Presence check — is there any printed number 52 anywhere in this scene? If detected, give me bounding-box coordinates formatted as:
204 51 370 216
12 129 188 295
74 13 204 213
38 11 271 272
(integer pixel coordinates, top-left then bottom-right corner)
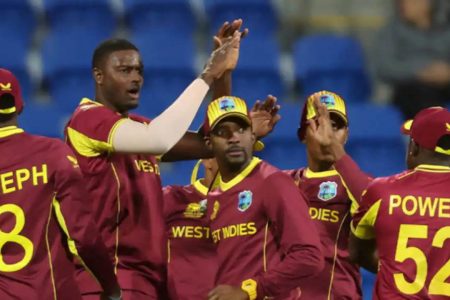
394 224 450 296
0 204 34 272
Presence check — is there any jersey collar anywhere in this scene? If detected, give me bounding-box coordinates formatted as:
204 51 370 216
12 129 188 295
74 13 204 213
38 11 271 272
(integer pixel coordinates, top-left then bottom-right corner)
192 179 208 196
304 168 338 178
0 126 24 138
219 157 262 192
415 164 450 172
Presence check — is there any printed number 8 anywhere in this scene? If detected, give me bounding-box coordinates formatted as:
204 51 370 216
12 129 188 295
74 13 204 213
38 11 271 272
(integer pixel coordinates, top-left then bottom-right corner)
394 224 450 296
0 204 34 272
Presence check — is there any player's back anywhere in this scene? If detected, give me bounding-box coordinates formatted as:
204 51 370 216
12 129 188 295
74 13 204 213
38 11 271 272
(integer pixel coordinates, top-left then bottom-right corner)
0 129 82 300
370 165 450 299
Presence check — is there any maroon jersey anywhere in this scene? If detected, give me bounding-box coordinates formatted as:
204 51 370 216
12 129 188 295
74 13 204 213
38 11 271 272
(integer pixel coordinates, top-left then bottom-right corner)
285 166 362 300
65 98 165 296
0 126 116 300
352 164 450 300
163 179 217 300
208 158 323 299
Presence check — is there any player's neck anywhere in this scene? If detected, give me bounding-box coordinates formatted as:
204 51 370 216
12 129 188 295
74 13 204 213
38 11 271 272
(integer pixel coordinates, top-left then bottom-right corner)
0 116 18 128
219 159 251 182
308 158 333 172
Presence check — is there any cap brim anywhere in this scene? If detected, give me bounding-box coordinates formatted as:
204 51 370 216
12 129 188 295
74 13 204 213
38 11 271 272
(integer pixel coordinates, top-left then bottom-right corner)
329 110 348 126
210 112 251 132
401 119 413 135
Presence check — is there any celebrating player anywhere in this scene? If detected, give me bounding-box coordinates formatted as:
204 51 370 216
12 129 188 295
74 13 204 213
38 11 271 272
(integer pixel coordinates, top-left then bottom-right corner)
204 96 324 300
282 91 371 299
350 106 450 299
0 69 121 299
64 22 245 299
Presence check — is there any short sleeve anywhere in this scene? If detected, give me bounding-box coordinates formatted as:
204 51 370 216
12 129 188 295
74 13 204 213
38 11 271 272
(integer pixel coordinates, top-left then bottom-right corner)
351 182 383 240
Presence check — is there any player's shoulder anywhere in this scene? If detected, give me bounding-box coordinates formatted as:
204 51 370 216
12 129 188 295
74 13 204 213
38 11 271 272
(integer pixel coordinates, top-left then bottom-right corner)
128 113 151 124
364 169 413 199
258 160 298 187
68 98 119 126
163 184 196 199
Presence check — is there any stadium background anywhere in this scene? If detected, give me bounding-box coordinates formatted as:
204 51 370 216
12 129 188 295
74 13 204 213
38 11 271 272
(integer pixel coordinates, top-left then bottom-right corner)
4 0 445 298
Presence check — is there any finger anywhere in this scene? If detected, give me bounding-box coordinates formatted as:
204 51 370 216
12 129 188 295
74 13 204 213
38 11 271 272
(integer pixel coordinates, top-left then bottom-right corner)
270 113 282 126
271 104 281 116
261 95 277 111
241 28 249 39
213 36 222 49
251 100 261 112
308 118 318 132
217 21 229 37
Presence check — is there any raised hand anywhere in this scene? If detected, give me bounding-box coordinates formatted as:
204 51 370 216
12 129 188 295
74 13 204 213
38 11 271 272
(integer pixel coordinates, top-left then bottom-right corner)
213 19 249 50
201 30 242 84
307 94 346 160
250 95 281 138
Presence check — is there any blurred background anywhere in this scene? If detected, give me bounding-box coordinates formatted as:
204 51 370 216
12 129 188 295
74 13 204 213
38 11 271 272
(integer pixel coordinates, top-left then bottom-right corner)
2 0 449 298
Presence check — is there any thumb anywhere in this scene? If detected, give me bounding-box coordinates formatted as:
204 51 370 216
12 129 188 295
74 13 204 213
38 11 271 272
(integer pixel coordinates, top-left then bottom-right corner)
213 36 222 49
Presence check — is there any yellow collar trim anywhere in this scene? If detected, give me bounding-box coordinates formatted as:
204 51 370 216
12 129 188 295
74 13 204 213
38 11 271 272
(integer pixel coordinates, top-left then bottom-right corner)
192 179 208 196
304 168 338 178
0 126 24 138
80 97 102 106
219 157 262 192
415 164 450 172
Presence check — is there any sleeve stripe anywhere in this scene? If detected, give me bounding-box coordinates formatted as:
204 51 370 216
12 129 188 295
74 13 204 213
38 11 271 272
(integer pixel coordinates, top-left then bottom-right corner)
52 197 102 286
351 199 382 240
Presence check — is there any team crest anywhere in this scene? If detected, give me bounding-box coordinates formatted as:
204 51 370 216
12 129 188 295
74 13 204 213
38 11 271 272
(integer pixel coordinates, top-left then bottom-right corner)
0 83 12 91
237 190 253 212
184 200 207 219
219 97 236 111
318 181 338 201
320 94 335 108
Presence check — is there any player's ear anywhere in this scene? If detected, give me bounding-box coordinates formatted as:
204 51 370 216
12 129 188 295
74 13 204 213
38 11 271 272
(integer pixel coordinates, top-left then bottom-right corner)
93 67 103 85
204 136 212 151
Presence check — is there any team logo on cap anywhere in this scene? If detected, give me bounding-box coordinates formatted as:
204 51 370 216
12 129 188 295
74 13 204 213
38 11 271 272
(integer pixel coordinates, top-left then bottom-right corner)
318 181 338 201
184 199 207 219
237 190 253 212
319 95 335 108
219 97 236 112
0 83 12 91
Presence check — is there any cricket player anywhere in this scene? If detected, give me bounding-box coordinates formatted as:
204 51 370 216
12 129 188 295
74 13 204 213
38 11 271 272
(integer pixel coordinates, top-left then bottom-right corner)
0 69 121 299
163 159 219 300
204 96 324 300
350 106 450 299
64 23 244 299
284 91 372 299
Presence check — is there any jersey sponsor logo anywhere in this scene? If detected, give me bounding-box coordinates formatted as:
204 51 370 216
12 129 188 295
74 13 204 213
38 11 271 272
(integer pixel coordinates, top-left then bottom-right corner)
210 200 220 220
389 194 450 218
0 165 48 195
212 222 257 243
318 181 338 201
219 97 236 111
171 225 210 239
238 190 253 212
0 83 12 91
183 200 207 219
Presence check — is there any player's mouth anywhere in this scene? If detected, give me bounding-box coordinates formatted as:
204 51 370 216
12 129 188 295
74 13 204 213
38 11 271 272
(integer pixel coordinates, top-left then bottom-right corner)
226 147 245 157
127 87 140 100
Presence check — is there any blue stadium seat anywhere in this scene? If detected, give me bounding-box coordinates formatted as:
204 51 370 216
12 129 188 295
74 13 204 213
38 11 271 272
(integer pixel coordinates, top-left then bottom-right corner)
346 103 406 176
361 268 376 300
259 141 307 170
293 34 371 103
124 0 196 35
43 0 115 37
132 31 196 116
160 160 198 187
206 0 277 37
0 0 36 46
232 37 284 102
20 101 69 138
42 30 100 111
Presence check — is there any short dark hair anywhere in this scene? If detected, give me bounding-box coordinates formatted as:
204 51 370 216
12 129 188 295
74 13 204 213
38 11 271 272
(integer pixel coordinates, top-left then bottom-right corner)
92 38 139 69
